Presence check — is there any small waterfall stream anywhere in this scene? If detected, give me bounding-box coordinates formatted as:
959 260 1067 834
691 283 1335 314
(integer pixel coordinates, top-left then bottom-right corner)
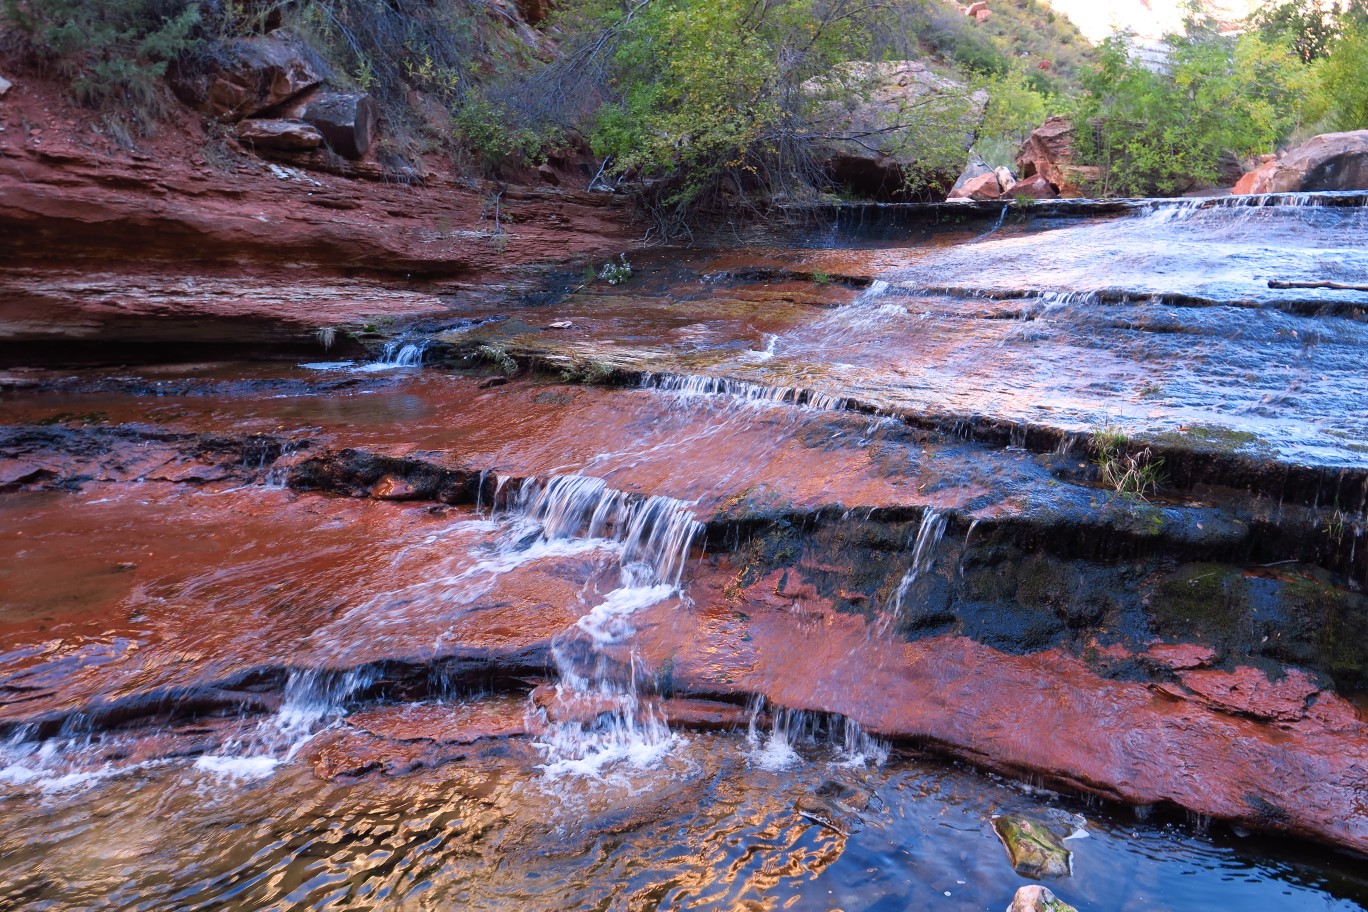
516 476 704 775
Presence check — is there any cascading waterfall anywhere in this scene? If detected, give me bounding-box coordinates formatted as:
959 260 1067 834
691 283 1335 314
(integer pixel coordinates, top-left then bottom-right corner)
644 372 850 412
376 340 428 368
745 697 888 771
515 475 705 776
887 509 949 624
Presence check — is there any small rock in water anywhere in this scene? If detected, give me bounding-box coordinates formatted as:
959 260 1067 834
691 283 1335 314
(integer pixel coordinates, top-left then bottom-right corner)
548 321 573 329
1007 885 1078 912
993 814 1072 878
795 794 862 835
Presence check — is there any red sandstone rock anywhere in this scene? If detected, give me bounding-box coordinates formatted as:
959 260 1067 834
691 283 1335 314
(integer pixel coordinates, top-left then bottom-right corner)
0 76 632 349
235 118 324 151
1145 642 1216 671
948 171 1004 201
1233 130 1368 195
1016 117 1097 198
1177 665 1319 723
631 563 1368 855
1010 174 1059 199
372 474 422 500
170 29 323 122
297 91 380 160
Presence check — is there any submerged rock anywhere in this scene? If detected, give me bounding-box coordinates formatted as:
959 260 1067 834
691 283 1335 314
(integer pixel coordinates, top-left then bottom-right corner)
992 814 1072 878
1007 885 1079 912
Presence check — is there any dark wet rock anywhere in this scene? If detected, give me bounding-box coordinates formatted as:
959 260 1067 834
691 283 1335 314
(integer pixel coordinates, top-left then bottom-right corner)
795 793 864 835
234 118 324 152
170 30 324 122
993 814 1072 878
1007 885 1079 912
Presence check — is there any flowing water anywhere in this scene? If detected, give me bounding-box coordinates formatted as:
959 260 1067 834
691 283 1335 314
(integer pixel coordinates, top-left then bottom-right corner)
2 193 1368 910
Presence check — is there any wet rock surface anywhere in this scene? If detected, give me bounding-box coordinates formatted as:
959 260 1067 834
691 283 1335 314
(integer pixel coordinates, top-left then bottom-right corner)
994 814 1072 878
2 185 1368 908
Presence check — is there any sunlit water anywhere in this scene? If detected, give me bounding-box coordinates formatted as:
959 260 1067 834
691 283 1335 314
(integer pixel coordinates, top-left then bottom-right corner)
2 194 1367 910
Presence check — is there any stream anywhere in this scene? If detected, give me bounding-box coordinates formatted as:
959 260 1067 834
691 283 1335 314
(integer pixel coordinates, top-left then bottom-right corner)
1 193 1367 910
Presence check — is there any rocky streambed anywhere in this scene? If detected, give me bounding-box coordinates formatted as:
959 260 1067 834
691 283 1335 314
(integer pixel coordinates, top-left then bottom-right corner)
2 192 1368 910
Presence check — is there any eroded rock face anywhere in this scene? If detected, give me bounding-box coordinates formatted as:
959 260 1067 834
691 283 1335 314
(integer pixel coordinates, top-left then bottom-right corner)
807 61 987 200
171 29 324 122
1015 116 1099 198
1234 130 1368 194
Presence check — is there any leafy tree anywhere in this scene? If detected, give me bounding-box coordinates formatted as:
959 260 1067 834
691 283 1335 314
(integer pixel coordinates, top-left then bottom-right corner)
974 65 1051 167
518 0 983 228
1308 17 1368 130
1073 33 1311 196
1247 0 1368 63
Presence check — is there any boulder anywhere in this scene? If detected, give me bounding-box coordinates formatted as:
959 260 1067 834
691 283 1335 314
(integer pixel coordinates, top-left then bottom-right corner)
1010 174 1059 199
949 171 1005 201
1233 131 1368 195
992 814 1072 878
234 118 324 152
297 91 380 160
975 8 994 22
1015 116 1097 198
806 61 987 200
513 0 550 23
171 29 324 122
1007 885 1079 912
949 154 993 195
994 166 1017 194
0 75 12 98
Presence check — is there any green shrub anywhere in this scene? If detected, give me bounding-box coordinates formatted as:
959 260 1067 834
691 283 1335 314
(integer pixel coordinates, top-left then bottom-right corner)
1072 33 1312 196
1308 19 1368 131
4 0 208 124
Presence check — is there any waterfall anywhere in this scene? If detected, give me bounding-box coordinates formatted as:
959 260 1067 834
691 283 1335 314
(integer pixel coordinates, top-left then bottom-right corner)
888 509 949 622
375 340 428 368
516 476 704 776
643 372 849 413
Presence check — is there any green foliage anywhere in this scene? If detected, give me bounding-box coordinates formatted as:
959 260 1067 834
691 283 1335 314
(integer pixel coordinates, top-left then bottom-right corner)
1072 33 1312 196
973 65 1052 167
1090 423 1165 501
4 0 207 120
476 344 517 376
1307 18 1368 131
597 254 632 285
1246 0 1368 63
909 0 1094 91
451 97 554 166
